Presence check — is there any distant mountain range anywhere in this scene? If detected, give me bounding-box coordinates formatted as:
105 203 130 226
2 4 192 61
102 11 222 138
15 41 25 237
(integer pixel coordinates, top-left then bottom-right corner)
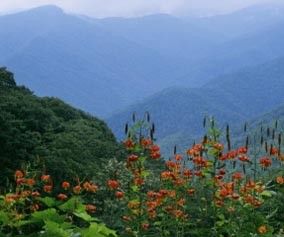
107 57 284 155
2 4 284 118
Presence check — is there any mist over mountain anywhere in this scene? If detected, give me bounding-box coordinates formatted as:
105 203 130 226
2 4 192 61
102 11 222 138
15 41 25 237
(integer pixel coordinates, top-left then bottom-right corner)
2 4 284 118
108 57 284 155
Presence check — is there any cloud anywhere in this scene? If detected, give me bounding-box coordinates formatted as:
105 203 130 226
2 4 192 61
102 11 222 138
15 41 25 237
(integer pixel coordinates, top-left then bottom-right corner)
0 0 277 17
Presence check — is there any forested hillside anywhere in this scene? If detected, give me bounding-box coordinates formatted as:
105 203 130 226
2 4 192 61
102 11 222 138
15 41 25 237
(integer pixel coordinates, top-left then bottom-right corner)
0 67 123 189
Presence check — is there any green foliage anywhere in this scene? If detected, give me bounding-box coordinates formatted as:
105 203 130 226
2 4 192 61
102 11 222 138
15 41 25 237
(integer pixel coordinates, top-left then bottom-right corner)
0 68 124 189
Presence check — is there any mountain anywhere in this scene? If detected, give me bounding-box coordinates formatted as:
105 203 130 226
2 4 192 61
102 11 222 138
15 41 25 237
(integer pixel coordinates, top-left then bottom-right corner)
107 57 284 155
0 67 124 188
0 6 188 117
93 4 284 85
2 4 284 118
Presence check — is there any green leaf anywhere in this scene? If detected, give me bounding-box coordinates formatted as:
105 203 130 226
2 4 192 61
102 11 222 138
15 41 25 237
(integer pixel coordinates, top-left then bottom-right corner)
0 211 9 225
38 197 57 207
73 211 94 222
59 197 83 213
41 220 70 237
32 208 64 224
81 223 117 237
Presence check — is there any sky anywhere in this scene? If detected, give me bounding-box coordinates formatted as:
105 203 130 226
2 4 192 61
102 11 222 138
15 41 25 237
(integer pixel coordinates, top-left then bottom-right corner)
0 0 279 18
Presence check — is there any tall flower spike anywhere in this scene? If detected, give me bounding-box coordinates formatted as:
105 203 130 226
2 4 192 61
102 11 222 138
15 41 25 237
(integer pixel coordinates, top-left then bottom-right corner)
132 112 136 123
226 124 231 151
245 136 249 150
145 111 150 122
125 123 129 135
260 135 264 146
203 116 207 128
151 123 155 134
267 127 270 138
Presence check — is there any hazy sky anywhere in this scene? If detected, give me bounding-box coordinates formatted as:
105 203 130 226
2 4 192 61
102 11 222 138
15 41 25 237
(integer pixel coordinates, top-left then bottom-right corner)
0 0 279 18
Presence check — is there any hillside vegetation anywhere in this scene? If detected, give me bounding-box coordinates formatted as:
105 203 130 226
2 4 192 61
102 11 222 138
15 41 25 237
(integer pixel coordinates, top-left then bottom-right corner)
0 67 123 189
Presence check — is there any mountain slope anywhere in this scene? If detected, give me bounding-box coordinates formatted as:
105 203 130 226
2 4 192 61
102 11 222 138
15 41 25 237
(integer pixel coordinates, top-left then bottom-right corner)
108 57 284 155
0 67 123 187
0 6 185 117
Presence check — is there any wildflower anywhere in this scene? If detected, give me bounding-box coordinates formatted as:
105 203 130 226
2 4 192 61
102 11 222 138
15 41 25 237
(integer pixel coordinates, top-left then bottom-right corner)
259 157 272 168
150 151 161 159
239 155 250 162
41 175 51 182
141 223 149 230
26 178 36 186
213 143 224 151
73 185 82 194
187 188 195 195
31 204 40 212
86 204 96 213
258 225 268 234
175 154 183 161
232 172 243 180
237 147 248 154
32 191 41 197
115 191 124 199
83 182 98 192
107 180 119 190
128 154 139 162
5 194 19 203
16 178 26 185
15 170 24 179
124 139 134 149
141 138 152 148
276 176 284 184
43 185 53 193
57 193 68 201
62 181 70 190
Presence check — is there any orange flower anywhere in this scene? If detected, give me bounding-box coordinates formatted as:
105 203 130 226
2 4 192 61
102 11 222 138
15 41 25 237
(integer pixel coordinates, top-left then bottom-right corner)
57 193 68 201
86 204 96 213
16 178 26 185
15 170 24 179
232 172 243 180
239 155 250 162
141 138 152 148
73 185 82 194
276 176 284 184
187 188 195 195
258 225 268 234
43 185 53 193
31 203 40 212
270 147 278 155
41 175 51 182
26 178 36 186
237 147 248 154
83 182 98 193
107 180 119 190
124 139 134 149
62 181 70 190
128 154 139 162
32 191 41 197
5 194 19 203
259 157 272 168
150 151 161 159
141 223 149 230
175 154 183 161
115 191 124 199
